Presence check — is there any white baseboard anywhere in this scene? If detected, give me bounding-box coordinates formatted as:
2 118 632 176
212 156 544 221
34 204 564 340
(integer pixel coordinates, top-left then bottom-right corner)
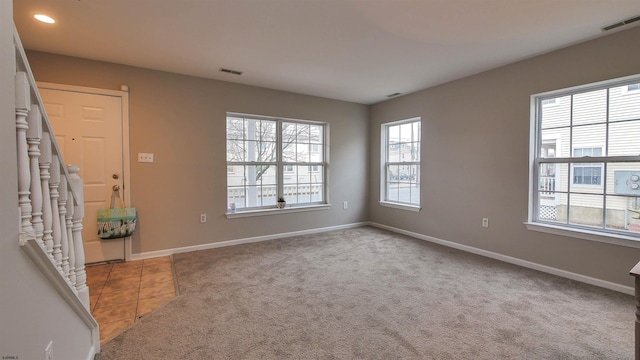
130 222 369 261
368 222 634 295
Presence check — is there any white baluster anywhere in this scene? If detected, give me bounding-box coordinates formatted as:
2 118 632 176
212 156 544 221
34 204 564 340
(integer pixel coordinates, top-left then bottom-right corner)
66 182 76 288
15 71 33 235
40 134 54 257
69 165 89 309
50 155 63 270
59 176 70 280
26 105 44 246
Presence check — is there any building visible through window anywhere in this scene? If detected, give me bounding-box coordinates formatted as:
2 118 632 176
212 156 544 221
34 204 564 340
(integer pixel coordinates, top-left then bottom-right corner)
530 77 640 236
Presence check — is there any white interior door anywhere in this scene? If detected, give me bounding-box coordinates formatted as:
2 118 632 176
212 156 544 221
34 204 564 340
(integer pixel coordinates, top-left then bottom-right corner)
40 86 126 263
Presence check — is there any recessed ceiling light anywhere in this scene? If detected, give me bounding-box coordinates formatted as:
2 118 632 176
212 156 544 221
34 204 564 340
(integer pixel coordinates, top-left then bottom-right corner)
34 14 55 24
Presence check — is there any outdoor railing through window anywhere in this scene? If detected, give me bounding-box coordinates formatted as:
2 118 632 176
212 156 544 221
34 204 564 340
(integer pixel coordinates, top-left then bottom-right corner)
532 78 640 236
226 114 327 211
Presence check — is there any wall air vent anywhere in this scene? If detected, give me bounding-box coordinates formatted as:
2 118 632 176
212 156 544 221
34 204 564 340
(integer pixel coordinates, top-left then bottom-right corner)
220 68 243 76
602 15 640 32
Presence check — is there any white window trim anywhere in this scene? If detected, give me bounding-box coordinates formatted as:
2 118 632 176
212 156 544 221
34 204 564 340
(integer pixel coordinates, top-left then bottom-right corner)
226 203 331 218
380 117 421 208
528 73 640 246
226 112 328 213
379 201 421 212
524 222 640 249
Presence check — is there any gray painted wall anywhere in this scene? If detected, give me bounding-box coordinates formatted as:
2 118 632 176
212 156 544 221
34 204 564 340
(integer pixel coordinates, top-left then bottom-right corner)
369 26 640 287
0 2 95 358
25 52 370 255
20 23 640 289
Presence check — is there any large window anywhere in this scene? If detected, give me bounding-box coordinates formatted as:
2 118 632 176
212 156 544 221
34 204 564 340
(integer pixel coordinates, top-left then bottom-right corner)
381 118 421 207
226 114 326 211
531 77 640 238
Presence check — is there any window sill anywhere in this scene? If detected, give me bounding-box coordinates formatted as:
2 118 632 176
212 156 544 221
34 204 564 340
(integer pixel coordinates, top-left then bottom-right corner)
378 201 421 212
226 204 331 219
524 222 640 249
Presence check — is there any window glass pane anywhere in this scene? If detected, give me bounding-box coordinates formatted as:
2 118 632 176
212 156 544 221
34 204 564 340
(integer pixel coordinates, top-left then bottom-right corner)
388 142 400 162
413 121 421 142
540 95 571 129
282 122 297 143
310 125 323 144
540 139 557 159
311 184 324 202
297 124 310 143
571 162 603 187
539 163 569 193
388 164 399 181
409 164 420 183
226 139 245 161
282 141 296 162
610 85 640 122
572 124 605 154
296 144 309 162
573 89 607 126
388 124 400 144
310 145 323 162
605 195 640 232
261 187 277 206
606 164 640 195
260 121 277 141
310 166 323 184
608 120 640 156
226 117 245 139
283 166 297 185
400 123 412 143
538 193 568 224
568 194 603 228
245 119 261 140
387 180 399 202
409 183 420 205
228 187 245 209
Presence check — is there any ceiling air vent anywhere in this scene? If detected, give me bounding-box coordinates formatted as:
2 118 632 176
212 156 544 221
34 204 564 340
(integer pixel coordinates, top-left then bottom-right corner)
220 68 242 76
602 15 640 32
386 92 402 98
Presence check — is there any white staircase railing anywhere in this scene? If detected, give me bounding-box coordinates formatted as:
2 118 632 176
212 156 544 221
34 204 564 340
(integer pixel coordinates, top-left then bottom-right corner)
13 28 91 314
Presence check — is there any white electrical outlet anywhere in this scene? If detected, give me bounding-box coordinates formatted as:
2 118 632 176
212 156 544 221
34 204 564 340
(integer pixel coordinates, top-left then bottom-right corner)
138 153 154 163
482 218 489 228
200 214 207 223
343 201 348 210
45 341 53 360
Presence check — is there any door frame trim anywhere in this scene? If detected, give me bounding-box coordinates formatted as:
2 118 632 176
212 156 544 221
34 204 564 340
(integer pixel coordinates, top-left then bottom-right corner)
37 82 133 261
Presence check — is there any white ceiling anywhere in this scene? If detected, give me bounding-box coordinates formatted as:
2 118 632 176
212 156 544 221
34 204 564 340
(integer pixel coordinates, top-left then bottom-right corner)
13 0 640 104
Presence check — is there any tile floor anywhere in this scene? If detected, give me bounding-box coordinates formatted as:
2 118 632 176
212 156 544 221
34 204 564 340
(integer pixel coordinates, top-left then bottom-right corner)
85 256 177 344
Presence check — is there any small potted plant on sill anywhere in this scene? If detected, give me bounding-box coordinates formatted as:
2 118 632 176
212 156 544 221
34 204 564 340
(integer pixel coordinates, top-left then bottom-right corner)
277 196 286 209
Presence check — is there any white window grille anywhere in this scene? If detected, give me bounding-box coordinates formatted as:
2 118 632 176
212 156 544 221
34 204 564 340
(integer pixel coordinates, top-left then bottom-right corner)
530 76 640 237
226 114 326 210
381 118 421 207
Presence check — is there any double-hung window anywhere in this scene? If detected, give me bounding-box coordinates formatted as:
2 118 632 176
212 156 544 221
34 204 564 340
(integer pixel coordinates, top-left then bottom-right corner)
530 77 640 239
226 114 326 211
381 118 421 209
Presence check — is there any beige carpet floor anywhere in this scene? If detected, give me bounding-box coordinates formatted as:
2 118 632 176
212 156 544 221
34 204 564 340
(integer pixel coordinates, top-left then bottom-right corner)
98 227 633 359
